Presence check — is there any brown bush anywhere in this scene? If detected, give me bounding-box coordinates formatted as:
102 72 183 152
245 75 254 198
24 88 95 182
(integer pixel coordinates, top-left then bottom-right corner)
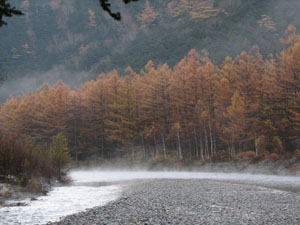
27 178 42 193
211 150 232 162
294 150 300 159
0 136 56 185
234 151 256 162
265 152 280 161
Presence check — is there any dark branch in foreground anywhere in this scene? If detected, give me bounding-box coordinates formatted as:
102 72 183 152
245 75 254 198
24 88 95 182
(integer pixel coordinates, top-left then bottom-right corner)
99 0 139 20
0 0 23 27
0 0 139 27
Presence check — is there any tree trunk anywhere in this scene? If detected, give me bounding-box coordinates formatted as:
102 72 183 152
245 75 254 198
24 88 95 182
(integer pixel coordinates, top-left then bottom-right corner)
213 129 217 155
140 132 146 158
194 127 198 158
131 144 135 159
199 131 204 160
227 143 231 158
254 131 258 157
176 130 183 159
154 135 158 156
208 119 214 156
162 135 166 159
204 127 209 159
184 119 192 155
100 119 105 157
231 134 235 157
74 119 78 161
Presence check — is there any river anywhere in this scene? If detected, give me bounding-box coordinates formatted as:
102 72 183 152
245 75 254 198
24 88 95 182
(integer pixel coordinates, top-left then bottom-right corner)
1 170 300 224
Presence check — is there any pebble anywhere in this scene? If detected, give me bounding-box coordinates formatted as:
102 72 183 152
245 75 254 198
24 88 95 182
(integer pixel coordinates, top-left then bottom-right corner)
50 179 300 225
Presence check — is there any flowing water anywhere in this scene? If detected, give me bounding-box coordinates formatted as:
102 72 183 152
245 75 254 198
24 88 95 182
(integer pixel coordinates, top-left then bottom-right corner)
1 170 300 224
0 180 121 225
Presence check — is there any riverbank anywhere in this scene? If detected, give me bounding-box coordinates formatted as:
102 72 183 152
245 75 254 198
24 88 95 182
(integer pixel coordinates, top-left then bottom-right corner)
0 178 53 207
51 179 300 225
2 170 300 224
2 155 300 207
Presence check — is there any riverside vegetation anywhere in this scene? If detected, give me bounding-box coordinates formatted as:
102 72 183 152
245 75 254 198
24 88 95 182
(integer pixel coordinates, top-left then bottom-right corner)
0 132 71 203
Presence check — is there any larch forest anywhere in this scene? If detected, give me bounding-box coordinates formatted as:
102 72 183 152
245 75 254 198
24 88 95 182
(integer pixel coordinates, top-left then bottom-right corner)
1 25 300 163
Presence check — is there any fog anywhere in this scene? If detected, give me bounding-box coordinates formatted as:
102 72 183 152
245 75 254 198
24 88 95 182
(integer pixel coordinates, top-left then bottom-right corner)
71 169 300 191
0 69 94 103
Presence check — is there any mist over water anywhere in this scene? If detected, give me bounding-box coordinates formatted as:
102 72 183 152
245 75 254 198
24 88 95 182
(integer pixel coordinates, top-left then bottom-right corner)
71 170 300 189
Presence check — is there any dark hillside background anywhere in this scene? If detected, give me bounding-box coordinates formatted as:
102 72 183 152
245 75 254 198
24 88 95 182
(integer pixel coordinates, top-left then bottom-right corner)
0 0 300 101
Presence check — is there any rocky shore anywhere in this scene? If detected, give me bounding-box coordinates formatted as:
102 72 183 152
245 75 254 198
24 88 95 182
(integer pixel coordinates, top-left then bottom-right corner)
51 179 300 225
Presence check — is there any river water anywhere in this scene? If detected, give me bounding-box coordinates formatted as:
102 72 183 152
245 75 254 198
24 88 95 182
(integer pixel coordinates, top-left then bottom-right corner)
1 170 300 224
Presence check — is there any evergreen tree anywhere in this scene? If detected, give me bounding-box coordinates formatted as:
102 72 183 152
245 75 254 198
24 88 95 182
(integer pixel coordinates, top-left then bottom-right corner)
49 132 71 180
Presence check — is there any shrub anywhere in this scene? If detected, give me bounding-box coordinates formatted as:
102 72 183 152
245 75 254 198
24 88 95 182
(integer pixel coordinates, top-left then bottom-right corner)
294 150 300 159
16 176 26 187
3 190 11 198
211 150 232 162
265 153 280 161
0 136 56 186
27 178 41 193
49 133 72 180
150 155 171 168
234 151 256 162
272 136 284 155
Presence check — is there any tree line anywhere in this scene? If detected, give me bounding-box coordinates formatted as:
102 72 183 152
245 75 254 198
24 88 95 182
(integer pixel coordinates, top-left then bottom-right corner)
1 25 300 162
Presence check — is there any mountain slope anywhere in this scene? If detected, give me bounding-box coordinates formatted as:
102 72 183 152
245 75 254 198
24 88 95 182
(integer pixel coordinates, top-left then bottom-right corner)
0 0 300 100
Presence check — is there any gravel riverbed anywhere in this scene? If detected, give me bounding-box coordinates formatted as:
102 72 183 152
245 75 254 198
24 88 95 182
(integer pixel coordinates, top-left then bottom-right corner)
50 179 300 225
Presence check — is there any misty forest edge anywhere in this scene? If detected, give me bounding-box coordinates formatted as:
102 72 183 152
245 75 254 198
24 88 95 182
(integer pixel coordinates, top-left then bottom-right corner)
1 25 300 188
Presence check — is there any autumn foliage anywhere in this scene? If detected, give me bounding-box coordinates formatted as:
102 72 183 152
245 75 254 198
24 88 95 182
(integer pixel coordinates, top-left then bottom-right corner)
0 136 56 184
1 25 300 162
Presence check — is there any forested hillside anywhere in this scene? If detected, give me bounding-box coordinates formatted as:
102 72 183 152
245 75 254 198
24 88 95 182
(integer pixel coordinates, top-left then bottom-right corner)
1 25 300 161
1 0 300 101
